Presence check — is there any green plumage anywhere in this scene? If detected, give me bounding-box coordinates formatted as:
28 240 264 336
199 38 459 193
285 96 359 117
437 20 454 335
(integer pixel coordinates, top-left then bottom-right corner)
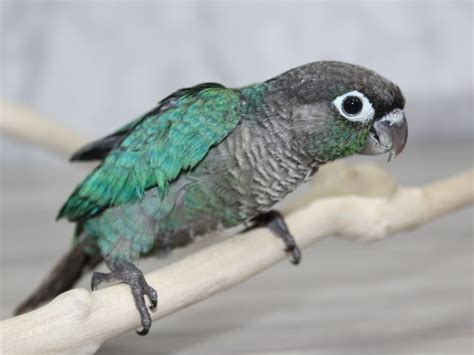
18 61 407 322
57 61 406 263
58 85 242 221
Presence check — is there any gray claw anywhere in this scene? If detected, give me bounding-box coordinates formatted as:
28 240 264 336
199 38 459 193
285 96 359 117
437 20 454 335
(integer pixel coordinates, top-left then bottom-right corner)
287 245 302 265
129 275 156 335
94 260 159 336
133 291 152 336
253 210 303 266
91 271 111 291
136 327 150 336
147 287 158 310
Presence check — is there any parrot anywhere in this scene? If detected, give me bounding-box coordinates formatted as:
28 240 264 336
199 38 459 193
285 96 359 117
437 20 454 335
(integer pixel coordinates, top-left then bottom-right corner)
15 61 408 335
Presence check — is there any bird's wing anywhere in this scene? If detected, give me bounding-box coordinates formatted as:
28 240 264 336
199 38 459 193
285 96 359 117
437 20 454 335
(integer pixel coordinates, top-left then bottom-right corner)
58 83 242 221
69 118 142 161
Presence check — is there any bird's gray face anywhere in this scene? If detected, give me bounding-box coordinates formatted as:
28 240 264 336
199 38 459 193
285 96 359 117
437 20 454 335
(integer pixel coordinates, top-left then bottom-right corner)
331 88 408 161
271 61 408 162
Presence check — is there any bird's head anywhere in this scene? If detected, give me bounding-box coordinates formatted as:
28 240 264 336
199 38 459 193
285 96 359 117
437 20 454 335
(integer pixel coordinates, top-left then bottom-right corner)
269 61 407 162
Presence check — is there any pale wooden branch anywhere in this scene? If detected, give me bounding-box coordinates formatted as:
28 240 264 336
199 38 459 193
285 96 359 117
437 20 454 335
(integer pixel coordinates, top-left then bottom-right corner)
1 167 472 354
0 100 473 354
0 100 88 157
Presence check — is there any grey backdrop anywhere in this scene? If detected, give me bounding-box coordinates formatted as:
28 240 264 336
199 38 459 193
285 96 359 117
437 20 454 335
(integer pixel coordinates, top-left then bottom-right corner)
1 0 473 162
1 2 473 354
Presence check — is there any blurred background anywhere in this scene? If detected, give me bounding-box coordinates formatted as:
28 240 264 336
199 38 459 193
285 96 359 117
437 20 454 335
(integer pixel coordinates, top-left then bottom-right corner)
1 1 472 354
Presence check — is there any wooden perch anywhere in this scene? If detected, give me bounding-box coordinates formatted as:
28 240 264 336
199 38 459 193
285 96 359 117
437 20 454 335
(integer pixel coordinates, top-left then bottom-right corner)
0 100 473 354
0 100 88 157
1 167 472 354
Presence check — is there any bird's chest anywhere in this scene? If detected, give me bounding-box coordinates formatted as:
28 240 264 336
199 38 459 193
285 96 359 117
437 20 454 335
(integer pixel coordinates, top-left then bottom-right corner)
240 153 318 217
203 123 319 221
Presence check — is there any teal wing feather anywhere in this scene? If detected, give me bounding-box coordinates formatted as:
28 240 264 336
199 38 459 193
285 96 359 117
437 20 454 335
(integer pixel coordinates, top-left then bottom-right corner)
58 84 242 221
69 117 144 161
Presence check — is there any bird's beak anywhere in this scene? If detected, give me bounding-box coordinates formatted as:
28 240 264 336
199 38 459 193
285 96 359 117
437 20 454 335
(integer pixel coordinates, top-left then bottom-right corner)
359 108 408 162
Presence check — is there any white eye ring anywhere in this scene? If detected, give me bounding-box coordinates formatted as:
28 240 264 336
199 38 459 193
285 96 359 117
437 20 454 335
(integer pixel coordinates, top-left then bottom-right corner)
332 90 375 123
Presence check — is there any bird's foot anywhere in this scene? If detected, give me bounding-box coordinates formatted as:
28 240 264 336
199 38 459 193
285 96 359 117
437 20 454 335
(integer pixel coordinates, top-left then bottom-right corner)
91 260 158 335
251 210 302 265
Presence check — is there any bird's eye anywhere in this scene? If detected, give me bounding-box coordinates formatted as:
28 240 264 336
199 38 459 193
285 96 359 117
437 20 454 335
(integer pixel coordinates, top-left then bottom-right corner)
332 90 375 123
342 96 362 115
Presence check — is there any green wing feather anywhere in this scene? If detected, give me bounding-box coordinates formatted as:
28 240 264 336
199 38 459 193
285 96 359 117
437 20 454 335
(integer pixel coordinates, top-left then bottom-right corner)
58 84 242 221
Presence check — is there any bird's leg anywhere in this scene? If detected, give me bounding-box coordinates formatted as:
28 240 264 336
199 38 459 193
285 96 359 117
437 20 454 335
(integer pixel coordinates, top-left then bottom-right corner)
90 271 113 290
91 259 158 335
251 210 302 265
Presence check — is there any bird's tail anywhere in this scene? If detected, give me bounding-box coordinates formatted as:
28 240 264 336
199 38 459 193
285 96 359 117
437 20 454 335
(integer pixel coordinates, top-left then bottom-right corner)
14 236 103 315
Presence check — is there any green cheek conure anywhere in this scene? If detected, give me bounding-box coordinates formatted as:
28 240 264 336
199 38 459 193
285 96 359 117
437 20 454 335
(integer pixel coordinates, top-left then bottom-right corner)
16 61 408 335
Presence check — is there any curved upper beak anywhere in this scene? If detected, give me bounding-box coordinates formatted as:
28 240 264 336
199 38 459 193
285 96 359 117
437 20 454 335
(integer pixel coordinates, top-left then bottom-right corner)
359 108 408 162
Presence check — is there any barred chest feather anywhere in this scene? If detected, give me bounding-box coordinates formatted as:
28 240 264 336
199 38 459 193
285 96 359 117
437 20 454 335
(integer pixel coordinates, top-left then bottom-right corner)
192 113 322 224
86 94 322 259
